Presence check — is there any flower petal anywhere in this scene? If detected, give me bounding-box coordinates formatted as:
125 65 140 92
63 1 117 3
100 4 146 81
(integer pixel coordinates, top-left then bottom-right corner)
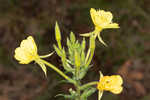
90 8 97 26
21 36 37 54
14 47 33 64
110 86 123 94
14 36 38 64
103 23 120 29
99 10 113 24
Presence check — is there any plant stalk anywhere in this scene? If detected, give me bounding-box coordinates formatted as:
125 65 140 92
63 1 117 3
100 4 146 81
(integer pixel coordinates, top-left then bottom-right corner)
41 59 76 84
80 81 98 90
75 81 81 100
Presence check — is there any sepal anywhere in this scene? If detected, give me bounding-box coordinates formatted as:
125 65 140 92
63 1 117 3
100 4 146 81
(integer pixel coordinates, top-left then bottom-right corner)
36 59 47 76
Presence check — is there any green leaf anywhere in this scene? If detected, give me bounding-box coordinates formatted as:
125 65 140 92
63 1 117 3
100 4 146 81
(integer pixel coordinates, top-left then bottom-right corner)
90 35 95 50
53 45 62 57
81 38 86 63
62 48 66 58
70 32 76 43
55 94 74 99
78 67 88 79
55 21 61 41
55 88 77 99
81 38 86 51
62 62 74 72
55 21 62 49
75 51 81 67
78 64 92 80
81 87 96 99
67 38 71 47
81 51 85 64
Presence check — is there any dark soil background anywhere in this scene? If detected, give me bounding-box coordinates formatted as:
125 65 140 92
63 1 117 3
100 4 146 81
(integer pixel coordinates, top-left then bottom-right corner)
0 0 150 100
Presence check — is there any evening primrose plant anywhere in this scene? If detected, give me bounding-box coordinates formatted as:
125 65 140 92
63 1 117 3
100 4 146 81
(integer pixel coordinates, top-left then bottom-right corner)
14 8 123 100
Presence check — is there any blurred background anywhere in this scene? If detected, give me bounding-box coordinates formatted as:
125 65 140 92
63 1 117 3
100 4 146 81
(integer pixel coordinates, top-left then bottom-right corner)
0 0 150 100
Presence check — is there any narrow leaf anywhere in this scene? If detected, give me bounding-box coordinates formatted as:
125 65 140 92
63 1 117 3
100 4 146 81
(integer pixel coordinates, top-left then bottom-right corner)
53 45 62 57
75 51 80 67
90 35 95 50
55 21 61 41
70 32 76 43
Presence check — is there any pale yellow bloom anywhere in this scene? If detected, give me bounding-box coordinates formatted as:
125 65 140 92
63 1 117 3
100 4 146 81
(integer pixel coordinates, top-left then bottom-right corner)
81 8 119 46
14 36 54 76
90 8 119 31
14 36 39 64
97 74 123 94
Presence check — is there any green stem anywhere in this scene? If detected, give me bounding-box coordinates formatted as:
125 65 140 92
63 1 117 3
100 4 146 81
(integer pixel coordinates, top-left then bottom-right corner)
85 49 94 68
75 81 81 100
80 81 98 90
85 49 90 63
75 58 81 100
75 68 81 100
58 40 62 50
85 35 96 68
41 59 75 84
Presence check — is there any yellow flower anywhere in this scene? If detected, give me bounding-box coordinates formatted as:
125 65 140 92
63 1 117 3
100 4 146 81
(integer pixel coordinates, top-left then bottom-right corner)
81 8 119 46
97 74 123 94
14 36 39 64
14 36 53 76
97 72 123 100
90 8 119 31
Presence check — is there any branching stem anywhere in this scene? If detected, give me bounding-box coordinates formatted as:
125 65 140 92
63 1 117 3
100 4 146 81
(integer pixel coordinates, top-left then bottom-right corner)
41 59 76 84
